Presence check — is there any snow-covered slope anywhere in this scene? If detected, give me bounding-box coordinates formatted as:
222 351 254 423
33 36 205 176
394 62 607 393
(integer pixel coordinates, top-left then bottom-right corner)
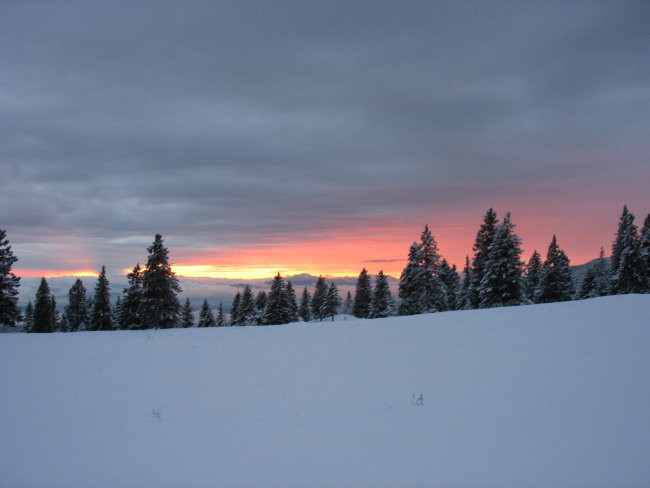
2 295 649 488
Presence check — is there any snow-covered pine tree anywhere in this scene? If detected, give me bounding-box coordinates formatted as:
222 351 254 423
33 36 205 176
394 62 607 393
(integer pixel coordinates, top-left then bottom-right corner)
0 229 21 327
237 285 256 325
640 214 650 291
90 266 113 331
325 282 342 321
457 255 472 310
216 302 225 326
198 300 216 327
479 212 524 308
65 278 88 332
370 270 395 318
113 297 123 329
32 278 54 333
285 281 299 323
420 227 447 312
438 259 460 311
23 301 33 332
140 235 181 329
255 291 267 312
299 287 311 322
398 242 428 315
578 267 596 299
50 295 60 331
181 297 194 327
469 208 498 308
537 235 575 303
120 264 143 329
592 247 611 297
352 268 372 318
611 206 645 294
342 290 353 315
524 250 542 303
230 291 241 325
263 273 291 325
311 276 328 321
59 312 69 333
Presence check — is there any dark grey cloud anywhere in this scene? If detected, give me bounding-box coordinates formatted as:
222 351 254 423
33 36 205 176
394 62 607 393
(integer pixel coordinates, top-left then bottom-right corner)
1 0 649 273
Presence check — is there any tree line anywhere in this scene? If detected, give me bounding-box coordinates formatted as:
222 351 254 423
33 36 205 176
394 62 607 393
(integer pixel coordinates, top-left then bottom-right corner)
0 205 649 331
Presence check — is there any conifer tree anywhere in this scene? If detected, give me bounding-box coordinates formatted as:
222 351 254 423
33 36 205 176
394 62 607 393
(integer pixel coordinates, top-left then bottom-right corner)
325 282 342 321
537 235 575 303
50 295 60 331
285 281 299 323
611 206 645 294
90 266 113 331
141 235 181 329
23 301 34 332
640 214 650 291
120 264 143 329
59 312 69 333
370 271 395 318
113 297 123 329
255 291 268 312
469 208 498 308
592 247 611 297
524 250 542 303
420 227 447 312
32 278 54 333
311 276 328 321
181 297 194 327
399 243 428 315
0 229 21 327
438 259 460 311
458 255 472 310
216 302 225 326
299 287 312 322
352 268 372 318
65 278 88 332
198 300 216 327
342 291 353 315
263 273 291 325
230 291 241 325
237 285 256 325
479 212 524 308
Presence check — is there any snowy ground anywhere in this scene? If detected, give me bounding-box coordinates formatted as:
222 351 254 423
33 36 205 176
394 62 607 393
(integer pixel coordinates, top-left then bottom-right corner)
2 295 649 488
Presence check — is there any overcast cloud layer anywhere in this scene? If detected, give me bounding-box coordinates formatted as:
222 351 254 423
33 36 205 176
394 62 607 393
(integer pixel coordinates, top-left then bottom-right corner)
1 1 649 275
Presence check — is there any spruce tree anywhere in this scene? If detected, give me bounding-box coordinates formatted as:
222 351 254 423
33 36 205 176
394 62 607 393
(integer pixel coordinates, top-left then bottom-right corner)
50 295 60 331
342 290 353 315
352 268 372 318
90 266 113 331
299 287 312 322
120 264 143 329
469 208 498 308
420 227 446 312
578 267 597 299
325 282 342 321
140 235 181 329
399 243 428 315
32 278 54 333
537 235 575 303
113 296 123 329
198 300 216 327
65 278 88 332
181 298 194 327
255 291 268 312
263 273 291 325
524 250 542 303
640 214 650 291
457 255 472 310
237 285 256 325
285 281 299 323
611 206 645 294
0 229 21 327
311 276 328 321
479 212 524 308
370 270 395 318
438 259 460 311
230 291 241 325
592 247 611 297
23 301 34 332
216 302 225 326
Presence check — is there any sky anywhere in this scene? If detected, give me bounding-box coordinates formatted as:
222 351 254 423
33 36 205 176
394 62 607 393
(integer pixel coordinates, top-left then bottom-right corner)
1 0 649 284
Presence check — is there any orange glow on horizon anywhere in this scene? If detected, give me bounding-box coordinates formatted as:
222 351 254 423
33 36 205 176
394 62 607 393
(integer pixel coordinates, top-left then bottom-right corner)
15 269 99 279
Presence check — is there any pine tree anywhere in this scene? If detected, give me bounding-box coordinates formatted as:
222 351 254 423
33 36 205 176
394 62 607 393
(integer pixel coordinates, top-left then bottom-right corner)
342 290 353 315
120 264 143 329
50 295 60 331
458 255 472 310
90 266 113 331
524 250 542 303
479 212 524 308
592 247 611 297
140 235 181 329
469 208 498 308
299 287 312 322
263 273 291 325
285 281 299 323
23 301 33 332
311 276 328 321
370 270 395 318
59 312 69 333
237 285 256 325
611 206 645 294
255 291 268 312
640 214 650 291
0 229 21 327
578 267 596 299
399 243 428 315
113 296 123 329
65 278 88 332
181 297 194 327
325 282 342 321
230 291 241 325
352 268 372 318
438 259 460 311
216 302 225 326
32 277 54 333
198 300 216 327
537 235 575 303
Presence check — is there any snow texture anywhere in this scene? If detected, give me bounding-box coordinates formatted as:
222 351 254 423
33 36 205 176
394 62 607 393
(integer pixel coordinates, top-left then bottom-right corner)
1 295 650 488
